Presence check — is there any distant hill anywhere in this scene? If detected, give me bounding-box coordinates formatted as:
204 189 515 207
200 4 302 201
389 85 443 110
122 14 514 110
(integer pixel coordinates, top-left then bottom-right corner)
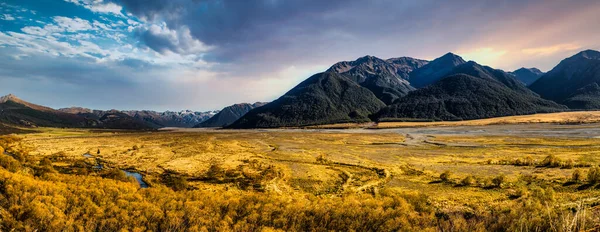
510 68 544 86
327 55 427 104
529 50 600 109
0 94 151 129
228 72 386 128
0 94 92 128
408 52 466 88
374 74 566 121
59 108 217 128
122 110 216 128
195 102 267 128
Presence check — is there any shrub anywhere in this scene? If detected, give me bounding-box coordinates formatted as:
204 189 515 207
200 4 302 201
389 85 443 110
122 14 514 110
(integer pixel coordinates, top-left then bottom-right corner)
39 157 52 167
205 162 225 180
316 154 331 164
587 167 600 184
163 174 189 191
541 155 561 167
102 169 128 182
440 171 452 182
571 169 582 183
564 159 575 169
0 154 21 172
492 175 505 188
460 176 475 186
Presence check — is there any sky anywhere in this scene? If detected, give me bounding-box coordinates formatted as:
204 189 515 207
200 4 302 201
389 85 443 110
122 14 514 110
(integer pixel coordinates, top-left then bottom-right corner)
0 0 599 111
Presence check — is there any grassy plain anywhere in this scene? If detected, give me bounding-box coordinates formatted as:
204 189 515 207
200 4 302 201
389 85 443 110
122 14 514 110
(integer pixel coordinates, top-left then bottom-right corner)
305 111 600 129
2 118 600 230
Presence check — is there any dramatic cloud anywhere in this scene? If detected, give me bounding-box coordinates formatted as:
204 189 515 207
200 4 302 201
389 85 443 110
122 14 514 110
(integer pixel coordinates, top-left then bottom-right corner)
135 23 211 55
118 0 600 70
0 0 599 110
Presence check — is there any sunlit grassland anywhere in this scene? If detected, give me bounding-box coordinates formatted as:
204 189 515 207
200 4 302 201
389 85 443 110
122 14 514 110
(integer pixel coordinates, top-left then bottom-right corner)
2 126 600 231
304 111 600 129
19 129 600 202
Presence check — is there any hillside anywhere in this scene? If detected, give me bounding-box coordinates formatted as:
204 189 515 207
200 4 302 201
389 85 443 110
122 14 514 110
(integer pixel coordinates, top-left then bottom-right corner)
529 49 600 109
327 56 426 104
0 94 93 128
228 72 386 128
374 74 566 121
446 61 534 95
510 67 544 85
195 102 267 128
408 52 466 88
562 83 600 109
0 94 151 129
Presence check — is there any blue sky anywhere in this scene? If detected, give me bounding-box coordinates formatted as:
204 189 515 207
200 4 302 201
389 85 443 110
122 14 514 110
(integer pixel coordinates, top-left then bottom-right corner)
0 0 599 111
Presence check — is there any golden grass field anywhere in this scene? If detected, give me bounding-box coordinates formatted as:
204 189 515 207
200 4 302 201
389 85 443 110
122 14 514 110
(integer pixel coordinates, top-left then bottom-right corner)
306 111 600 129
2 112 600 231
17 126 600 204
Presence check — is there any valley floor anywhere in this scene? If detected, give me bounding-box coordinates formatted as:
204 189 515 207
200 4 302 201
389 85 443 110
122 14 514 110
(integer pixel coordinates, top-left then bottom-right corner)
1 120 600 230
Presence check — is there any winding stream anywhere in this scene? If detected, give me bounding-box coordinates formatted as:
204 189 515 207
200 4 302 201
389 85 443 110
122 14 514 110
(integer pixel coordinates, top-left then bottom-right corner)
83 153 149 188
122 170 149 188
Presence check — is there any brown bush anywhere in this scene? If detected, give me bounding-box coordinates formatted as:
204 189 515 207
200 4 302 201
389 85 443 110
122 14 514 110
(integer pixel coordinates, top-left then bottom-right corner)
587 166 600 184
492 175 505 188
440 170 452 183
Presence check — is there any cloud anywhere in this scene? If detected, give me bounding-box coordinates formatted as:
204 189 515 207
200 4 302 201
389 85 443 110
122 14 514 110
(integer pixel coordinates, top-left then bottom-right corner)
64 0 123 15
521 43 582 56
53 16 94 32
135 23 211 55
2 0 600 111
2 14 15 21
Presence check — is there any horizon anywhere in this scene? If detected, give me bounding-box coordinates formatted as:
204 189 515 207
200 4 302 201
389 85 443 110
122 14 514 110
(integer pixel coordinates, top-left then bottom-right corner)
1 0 599 111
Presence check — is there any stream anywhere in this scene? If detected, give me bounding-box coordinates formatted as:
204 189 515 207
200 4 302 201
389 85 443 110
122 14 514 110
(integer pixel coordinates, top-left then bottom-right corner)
83 153 149 188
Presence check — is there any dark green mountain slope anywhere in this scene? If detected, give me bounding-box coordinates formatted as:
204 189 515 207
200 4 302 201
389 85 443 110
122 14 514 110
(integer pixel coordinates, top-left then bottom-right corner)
228 72 386 128
529 50 600 109
374 74 566 121
562 83 600 109
408 52 466 88
445 61 534 95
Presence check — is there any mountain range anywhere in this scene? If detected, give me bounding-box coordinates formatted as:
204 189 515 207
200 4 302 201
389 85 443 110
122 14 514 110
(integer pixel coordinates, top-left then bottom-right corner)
195 102 267 128
2 49 600 130
58 107 218 128
231 49 600 128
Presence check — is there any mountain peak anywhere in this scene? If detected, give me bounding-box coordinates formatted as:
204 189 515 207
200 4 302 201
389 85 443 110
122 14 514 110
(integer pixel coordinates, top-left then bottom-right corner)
407 52 467 88
0 94 20 103
573 49 600 60
510 67 545 86
439 52 466 63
